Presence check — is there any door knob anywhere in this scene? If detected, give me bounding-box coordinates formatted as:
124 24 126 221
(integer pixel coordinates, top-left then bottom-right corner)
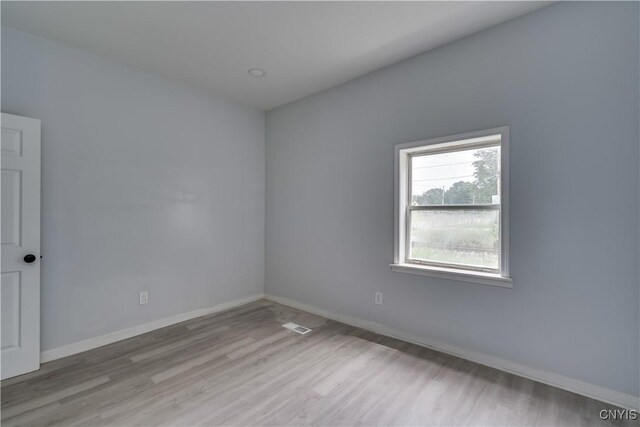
24 254 36 263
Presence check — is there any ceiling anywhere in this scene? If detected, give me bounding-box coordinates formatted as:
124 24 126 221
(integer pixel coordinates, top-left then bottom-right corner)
2 2 549 111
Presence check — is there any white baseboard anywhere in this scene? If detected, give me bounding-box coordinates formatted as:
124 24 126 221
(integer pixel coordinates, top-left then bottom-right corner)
39 291 639 411
40 293 265 363
264 293 639 411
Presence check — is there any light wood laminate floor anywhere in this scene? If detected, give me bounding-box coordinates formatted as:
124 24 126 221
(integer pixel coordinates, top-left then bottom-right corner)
1 300 636 426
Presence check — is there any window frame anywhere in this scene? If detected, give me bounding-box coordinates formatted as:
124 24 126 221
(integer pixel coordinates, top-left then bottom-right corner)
391 127 512 288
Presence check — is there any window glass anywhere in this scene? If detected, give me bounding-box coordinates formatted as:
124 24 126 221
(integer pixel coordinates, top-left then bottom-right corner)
411 146 500 206
409 209 499 270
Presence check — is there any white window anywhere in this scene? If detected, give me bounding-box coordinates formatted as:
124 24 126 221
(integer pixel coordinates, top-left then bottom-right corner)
391 127 512 287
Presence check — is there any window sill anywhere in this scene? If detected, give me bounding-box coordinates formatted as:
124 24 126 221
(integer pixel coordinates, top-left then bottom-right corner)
390 263 513 288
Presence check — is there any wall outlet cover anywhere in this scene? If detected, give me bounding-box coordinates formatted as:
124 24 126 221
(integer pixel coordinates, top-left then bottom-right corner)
139 291 149 305
375 292 383 305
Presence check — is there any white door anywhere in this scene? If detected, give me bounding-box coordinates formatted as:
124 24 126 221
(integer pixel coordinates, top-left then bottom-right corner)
1 113 41 380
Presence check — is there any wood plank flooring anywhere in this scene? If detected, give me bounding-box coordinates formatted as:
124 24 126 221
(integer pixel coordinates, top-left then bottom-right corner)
1 299 636 426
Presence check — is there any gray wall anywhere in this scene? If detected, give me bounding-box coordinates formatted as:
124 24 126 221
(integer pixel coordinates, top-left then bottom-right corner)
2 28 265 351
266 2 639 397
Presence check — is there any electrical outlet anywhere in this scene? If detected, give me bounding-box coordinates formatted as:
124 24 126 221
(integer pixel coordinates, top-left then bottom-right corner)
139 291 149 305
375 292 383 305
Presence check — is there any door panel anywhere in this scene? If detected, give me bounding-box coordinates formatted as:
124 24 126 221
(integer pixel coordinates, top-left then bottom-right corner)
1 113 41 380
1 272 22 350
1 170 22 246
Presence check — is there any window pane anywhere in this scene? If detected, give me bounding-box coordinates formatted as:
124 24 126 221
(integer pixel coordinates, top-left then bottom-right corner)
409 210 499 270
411 145 500 206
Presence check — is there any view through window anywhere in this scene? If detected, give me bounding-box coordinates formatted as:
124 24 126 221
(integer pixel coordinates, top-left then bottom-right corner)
407 140 501 272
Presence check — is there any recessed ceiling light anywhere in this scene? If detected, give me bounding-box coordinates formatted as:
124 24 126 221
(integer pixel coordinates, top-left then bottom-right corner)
248 68 267 77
